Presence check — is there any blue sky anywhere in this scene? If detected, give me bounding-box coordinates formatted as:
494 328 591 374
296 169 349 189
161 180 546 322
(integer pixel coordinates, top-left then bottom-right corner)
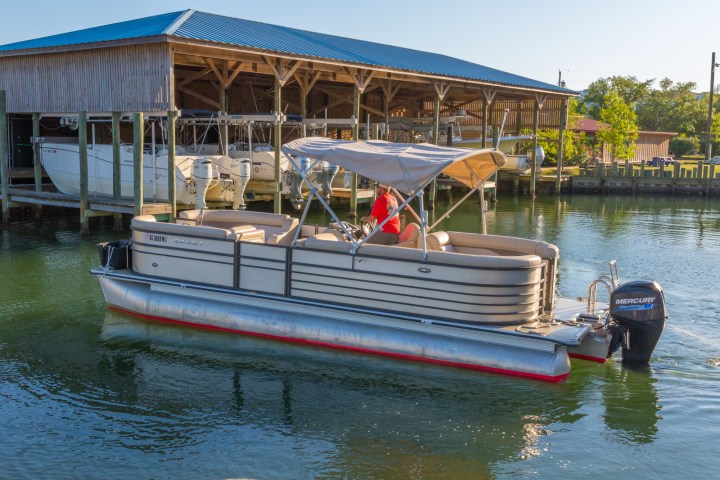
1 0 718 92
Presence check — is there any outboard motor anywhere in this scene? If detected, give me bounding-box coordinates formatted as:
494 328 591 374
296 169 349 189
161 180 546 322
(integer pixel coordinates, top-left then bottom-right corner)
528 146 545 176
319 161 339 201
192 158 214 210
231 158 251 210
608 281 667 364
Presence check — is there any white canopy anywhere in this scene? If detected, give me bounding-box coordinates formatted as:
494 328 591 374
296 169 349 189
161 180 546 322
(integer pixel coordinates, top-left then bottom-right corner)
282 137 506 195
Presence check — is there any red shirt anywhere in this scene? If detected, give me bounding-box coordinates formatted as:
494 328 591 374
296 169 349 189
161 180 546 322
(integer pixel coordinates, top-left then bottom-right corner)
370 192 401 234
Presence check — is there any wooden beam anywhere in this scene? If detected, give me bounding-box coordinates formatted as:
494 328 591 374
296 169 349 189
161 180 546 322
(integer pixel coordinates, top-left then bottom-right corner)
177 86 222 110
349 68 374 93
177 67 213 89
483 88 497 106
433 81 451 101
225 61 244 88
205 58 225 85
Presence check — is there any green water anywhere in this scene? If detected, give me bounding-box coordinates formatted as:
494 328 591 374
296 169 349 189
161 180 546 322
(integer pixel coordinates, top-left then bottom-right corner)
1 194 719 479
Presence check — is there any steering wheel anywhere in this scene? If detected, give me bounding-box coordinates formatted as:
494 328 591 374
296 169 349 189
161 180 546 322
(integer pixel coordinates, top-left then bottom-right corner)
331 221 361 240
359 219 374 239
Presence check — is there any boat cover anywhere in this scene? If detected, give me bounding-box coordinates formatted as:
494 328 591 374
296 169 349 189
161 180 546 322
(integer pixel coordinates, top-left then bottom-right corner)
282 137 506 195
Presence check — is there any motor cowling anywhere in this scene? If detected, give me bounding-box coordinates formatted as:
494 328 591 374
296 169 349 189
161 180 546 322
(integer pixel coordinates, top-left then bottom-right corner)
609 280 667 364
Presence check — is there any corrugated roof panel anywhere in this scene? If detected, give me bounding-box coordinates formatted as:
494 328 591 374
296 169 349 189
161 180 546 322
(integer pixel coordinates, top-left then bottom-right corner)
0 11 186 52
0 9 573 94
174 11 572 94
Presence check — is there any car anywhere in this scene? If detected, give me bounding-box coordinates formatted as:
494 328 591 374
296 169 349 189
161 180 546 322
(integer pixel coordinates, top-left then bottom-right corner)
647 156 676 167
706 156 720 165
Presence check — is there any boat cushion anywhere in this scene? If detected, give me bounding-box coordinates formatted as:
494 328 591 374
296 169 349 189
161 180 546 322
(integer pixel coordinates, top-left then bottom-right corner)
229 225 265 242
131 215 231 239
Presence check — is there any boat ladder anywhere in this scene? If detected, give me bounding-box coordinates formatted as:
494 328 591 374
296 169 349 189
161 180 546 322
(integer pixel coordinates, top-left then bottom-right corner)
586 260 620 316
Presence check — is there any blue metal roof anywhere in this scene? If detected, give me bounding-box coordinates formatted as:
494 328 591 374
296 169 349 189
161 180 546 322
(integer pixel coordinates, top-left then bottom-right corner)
0 9 574 95
0 11 185 52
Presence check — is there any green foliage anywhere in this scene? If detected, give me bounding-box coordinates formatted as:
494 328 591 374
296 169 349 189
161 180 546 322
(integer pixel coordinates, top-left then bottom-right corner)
578 76 654 119
537 129 578 166
636 78 706 135
597 91 638 161
669 137 698 157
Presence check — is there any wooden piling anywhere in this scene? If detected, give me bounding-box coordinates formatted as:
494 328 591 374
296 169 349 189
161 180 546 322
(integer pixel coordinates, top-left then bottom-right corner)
111 111 123 230
133 112 144 217
349 85 360 218
529 100 539 198
167 110 177 221
429 96 440 210
0 91 8 224
79 112 89 233
481 99 488 149
555 99 567 194
32 113 42 218
273 77 282 214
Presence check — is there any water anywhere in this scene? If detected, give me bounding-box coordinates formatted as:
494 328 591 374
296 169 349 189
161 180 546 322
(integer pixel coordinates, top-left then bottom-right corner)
1 195 719 479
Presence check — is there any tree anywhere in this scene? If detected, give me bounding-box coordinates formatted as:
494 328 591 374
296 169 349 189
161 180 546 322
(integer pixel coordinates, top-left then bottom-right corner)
578 76 654 119
636 78 706 135
597 91 638 161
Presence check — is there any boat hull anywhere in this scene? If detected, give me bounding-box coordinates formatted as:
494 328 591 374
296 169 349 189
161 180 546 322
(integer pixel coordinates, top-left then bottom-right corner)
95 272 572 382
40 143 235 204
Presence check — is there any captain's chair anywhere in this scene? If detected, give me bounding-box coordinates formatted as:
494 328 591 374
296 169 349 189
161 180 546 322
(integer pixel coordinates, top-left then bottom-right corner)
396 223 421 248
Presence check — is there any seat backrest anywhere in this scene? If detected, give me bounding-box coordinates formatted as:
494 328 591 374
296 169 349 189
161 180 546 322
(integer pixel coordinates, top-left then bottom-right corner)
425 231 456 252
398 223 420 244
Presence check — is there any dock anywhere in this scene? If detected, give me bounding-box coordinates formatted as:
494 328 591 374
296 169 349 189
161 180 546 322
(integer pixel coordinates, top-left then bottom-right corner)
3 188 173 215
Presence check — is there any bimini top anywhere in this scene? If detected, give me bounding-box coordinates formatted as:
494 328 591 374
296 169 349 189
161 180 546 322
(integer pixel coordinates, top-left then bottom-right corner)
282 138 506 195
0 10 575 95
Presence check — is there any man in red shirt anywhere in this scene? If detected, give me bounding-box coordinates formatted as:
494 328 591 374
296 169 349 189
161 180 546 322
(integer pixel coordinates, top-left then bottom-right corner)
361 184 401 245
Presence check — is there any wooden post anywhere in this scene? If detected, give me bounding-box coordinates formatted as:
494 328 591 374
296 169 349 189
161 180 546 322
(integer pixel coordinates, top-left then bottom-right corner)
530 100 539 198
481 99 488 149
32 112 42 218
79 112 89 233
0 91 8 224
429 96 440 210
274 77 282 214
133 112 144 217
167 110 177 221
555 99 567 194
350 84 360 218
111 112 123 230
219 86 229 155
383 90 390 141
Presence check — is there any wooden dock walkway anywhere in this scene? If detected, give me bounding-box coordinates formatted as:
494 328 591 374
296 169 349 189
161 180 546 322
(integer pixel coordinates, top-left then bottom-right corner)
3 188 173 215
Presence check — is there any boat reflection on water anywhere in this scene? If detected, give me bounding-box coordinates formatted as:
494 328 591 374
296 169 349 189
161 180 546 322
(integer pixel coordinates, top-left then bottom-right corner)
100 310 662 475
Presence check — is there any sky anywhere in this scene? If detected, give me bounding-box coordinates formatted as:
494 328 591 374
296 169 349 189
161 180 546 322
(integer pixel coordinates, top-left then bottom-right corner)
0 0 718 93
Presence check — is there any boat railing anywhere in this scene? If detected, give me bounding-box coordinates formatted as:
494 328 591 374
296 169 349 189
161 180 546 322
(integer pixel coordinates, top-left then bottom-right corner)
586 260 620 315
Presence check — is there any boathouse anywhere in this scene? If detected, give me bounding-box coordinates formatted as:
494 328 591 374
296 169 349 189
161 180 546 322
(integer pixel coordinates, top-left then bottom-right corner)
0 9 576 227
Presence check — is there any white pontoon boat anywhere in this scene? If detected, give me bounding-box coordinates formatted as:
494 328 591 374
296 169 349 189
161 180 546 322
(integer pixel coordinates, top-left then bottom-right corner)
91 138 667 382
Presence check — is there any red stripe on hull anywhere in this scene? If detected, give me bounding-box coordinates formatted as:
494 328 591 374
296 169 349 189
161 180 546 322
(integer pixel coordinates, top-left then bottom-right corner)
569 352 608 363
108 305 571 383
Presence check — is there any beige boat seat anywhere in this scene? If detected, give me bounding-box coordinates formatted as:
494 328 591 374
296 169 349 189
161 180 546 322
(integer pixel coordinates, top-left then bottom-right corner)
178 209 299 246
396 223 420 248
425 231 559 259
425 231 500 256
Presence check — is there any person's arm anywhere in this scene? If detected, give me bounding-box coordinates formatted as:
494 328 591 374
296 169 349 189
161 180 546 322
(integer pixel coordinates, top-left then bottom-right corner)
362 197 383 223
